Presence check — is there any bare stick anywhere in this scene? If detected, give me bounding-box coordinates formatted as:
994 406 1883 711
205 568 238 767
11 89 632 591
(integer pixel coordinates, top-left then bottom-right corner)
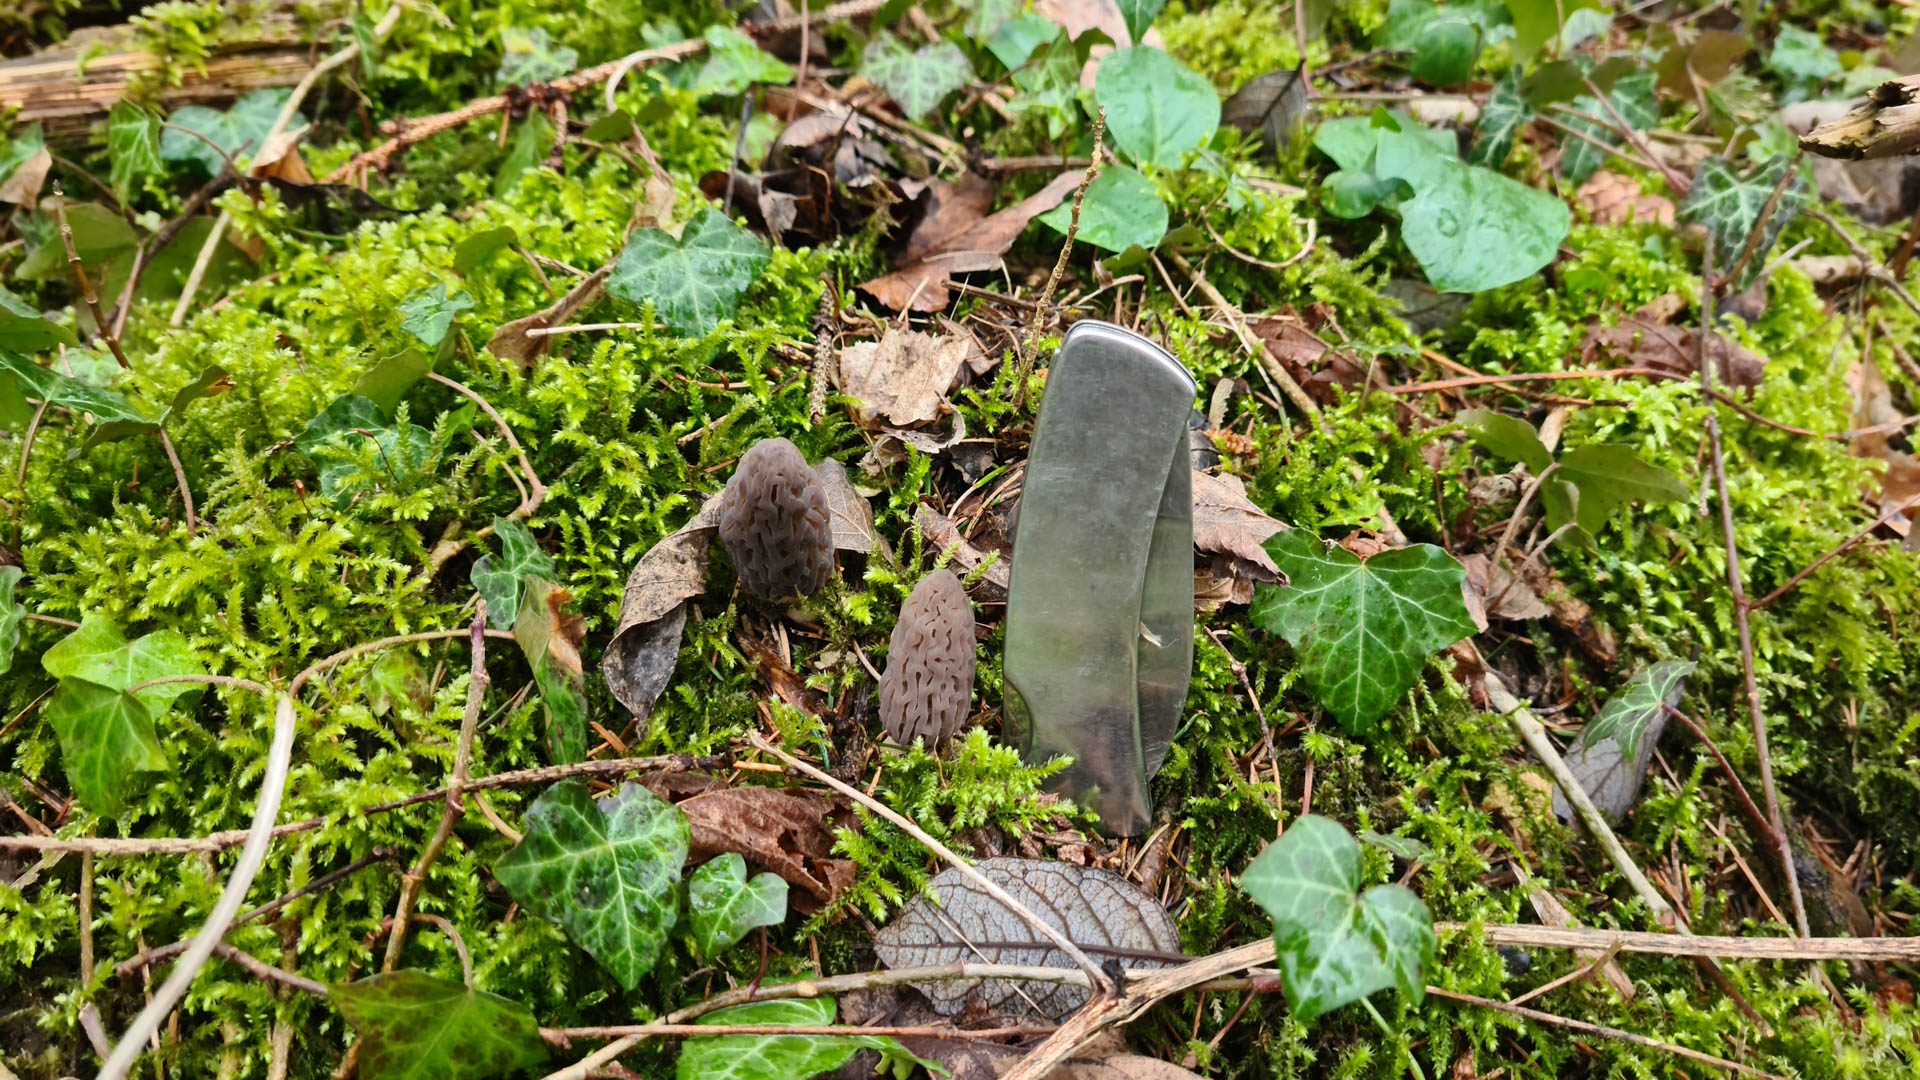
1485 462 1559 592
3 753 713 856
126 673 274 697
1167 251 1323 425
1579 77 1691 193
1694 236 1811 938
428 372 546 517
381 609 489 973
1204 628 1286 833
53 184 131 371
211 942 328 998
1662 704 1773 845
1504 939 1623 1007
544 1022 1053 1042
291 628 517 695
745 731 1115 998
1427 987 1783 1079
156 429 199 535
1028 108 1106 352
1751 491 1920 609
413 914 474 988
97 693 299 1080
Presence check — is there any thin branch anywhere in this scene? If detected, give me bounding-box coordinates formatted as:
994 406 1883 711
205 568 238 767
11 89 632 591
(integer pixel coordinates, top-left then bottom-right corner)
4 754 712 856
745 731 1116 998
1486 462 1559 597
97 694 300 1080
382 609 488 973
125 673 275 697
1580 77 1691 193
1751 491 1920 609
1661 703 1773 845
428 372 546 517
53 184 131 371
290 627 517 696
413 913 474 989
542 1022 1053 1042
1027 108 1105 361
1694 236 1812 938
1505 939 1623 1007
210 942 328 998
156 430 199 535
1389 366 1671 394
1167 251 1324 425
1427 987 1783 1079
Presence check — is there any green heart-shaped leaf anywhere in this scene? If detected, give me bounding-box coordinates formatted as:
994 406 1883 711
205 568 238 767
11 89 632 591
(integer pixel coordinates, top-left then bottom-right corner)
689 853 789 959
1240 815 1434 1021
333 970 547 1080
493 780 689 988
44 678 171 816
470 517 555 630
608 206 770 336
1094 45 1220 168
42 614 202 714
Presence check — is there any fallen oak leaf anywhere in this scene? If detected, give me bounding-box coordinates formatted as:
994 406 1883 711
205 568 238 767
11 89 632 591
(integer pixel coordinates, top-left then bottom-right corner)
859 171 1083 312
1578 297 1765 391
1191 470 1287 606
835 327 970 428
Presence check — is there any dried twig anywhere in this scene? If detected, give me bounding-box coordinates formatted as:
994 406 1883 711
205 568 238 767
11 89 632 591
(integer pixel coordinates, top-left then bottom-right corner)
1167 251 1323 425
1426 987 1783 1079
1751 491 1920 609
428 372 546 518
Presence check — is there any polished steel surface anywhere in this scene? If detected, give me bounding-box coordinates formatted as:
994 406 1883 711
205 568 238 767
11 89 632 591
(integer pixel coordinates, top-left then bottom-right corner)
1003 321 1196 836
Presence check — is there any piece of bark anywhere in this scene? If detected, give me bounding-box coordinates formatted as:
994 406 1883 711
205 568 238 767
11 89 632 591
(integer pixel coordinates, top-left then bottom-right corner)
2 37 310 146
1801 74 1920 160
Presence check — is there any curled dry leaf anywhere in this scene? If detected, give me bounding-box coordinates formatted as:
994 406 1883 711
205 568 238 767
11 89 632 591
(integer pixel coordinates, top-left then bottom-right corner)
1459 553 1552 631
601 496 720 720
836 328 970 429
1222 65 1309 158
860 171 1083 312
871 857 1183 1020
675 786 856 911
1849 353 1920 533
1247 312 1375 403
487 265 610 369
717 437 836 601
879 569 977 749
1578 296 1766 391
1192 470 1287 607
1575 169 1677 226
913 504 1009 602
815 458 887 556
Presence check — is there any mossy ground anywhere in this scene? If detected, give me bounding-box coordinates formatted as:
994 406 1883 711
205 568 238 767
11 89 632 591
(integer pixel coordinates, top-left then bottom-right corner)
5 1 1920 1078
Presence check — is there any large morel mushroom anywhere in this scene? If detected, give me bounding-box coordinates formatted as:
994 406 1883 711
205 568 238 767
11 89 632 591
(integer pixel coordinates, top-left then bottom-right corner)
718 437 835 600
879 569 976 748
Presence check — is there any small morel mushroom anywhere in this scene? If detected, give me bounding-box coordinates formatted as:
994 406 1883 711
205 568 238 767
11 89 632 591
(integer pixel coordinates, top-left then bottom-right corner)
879 569 976 748
718 437 835 600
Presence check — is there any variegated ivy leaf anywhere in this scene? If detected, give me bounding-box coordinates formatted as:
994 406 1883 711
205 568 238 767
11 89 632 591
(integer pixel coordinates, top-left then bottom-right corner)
470 517 555 630
1469 70 1527 167
861 36 973 118
1580 660 1695 755
0 566 25 676
1250 534 1476 733
333 970 547 1080
1680 154 1809 292
42 613 202 714
1240 814 1434 1021
1557 70 1656 185
688 853 788 958
107 101 163 200
44 678 171 816
674 998 933 1080
493 780 689 988
608 206 770 336
162 89 301 176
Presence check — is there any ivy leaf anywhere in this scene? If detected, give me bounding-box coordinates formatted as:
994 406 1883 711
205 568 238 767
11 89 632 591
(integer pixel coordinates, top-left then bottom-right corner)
1456 408 1551 473
493 780 690 989
688 853 789 959
685 26 794 96
1250 534 1476 733
398 282 475 351
470 518 555 630
862 36 973 118
0 286 78 352
496 27 578 87
0 349 158 437
0 566 23 676
332 970 547 1080
609 207 770 336
987 13 1064 72
1557 70 1657 185
108 101 164 200
1094 46 1220 168
1767 25 1840 91
1544 443 1688 537
42 613 202 714
1581 660 1695 756
675 998 933 1080
1679 155 1808 292
1115 0 1167 43
1240 814 1434 1021
515 577 587 764
1469 71 1528 167
1038 164 1168 252
44 679 171 816
162 90 299 176
1504 0 1604 63
1373 127 1570 293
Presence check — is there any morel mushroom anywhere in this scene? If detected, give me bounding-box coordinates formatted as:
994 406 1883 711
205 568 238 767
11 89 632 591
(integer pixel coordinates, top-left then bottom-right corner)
718 437 835 600
879 569 976 748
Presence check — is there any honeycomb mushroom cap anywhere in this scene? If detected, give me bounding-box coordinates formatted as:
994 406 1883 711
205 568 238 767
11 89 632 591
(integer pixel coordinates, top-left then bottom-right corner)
718 437 835 600
879 569 977 748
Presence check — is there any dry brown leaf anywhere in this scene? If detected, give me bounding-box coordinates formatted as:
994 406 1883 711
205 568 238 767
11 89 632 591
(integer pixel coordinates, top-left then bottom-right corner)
1848 355 1920 532
836 328 970 428
1051 1053 1207 1079
1578 297 1765 391
1247 312 1374 403
488 265 610 369
250 127 313 183
914 504 1009 602
1460 553 1552 632
600 497 720 720
860 171 1083 312
816 458 887 556
1191 471 1286 607
514 579 585 680
871 857 1183 1020
675 787 855 910
1574 170 1676 226
0 147 51 206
